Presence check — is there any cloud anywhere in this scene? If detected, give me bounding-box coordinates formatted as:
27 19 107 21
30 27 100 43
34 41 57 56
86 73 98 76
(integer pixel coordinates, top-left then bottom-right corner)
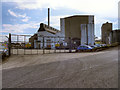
2 0 119 37
95 18 112 25
43 15 70 29
2 22 40 34
95 17 118 28
4 0 119 18
8 9 17 17
22 17 31 22
8 9 31 22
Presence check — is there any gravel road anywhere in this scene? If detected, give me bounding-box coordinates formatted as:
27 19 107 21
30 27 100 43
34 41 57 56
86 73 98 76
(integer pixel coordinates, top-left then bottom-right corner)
1 47 118 88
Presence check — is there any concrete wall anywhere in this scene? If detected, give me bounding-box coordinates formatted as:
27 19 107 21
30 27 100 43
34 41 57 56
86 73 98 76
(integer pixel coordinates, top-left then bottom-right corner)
81 24 94 45
81 24 87 45
64 16 90 38
110 30 120 44
60 18 65 37
101 22 112 44
88 23 94 45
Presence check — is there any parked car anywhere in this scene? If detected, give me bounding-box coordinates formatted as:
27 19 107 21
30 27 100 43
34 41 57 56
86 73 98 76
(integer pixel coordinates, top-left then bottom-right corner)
76 45 93 52
90 45 98 49
95 44 102 47
100 44 107 47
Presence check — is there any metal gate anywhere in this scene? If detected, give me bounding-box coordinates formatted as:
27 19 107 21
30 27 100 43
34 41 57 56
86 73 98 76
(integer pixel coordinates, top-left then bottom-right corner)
9 33 80 55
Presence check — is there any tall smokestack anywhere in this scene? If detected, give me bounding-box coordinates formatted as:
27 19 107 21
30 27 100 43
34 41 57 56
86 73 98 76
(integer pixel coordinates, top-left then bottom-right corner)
48 8 50 27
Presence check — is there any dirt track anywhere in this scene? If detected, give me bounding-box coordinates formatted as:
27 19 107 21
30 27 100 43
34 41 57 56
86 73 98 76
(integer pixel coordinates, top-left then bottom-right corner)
2 47 118 88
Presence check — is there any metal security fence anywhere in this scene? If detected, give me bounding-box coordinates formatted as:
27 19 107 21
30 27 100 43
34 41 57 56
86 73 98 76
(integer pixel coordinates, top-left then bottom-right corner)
10 34 34 55
9 34 80 55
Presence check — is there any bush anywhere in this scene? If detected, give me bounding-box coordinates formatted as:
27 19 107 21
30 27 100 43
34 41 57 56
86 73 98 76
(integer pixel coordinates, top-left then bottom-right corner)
2 52 6 60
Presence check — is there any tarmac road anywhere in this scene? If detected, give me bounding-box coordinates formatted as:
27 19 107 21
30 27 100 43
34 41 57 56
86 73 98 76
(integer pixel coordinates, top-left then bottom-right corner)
2 47 118 88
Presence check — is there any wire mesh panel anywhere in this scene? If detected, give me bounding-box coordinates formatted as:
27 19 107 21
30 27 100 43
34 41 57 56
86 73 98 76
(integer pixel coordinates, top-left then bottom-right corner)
10 34 79 55
11 34 32 55
37 36 77 54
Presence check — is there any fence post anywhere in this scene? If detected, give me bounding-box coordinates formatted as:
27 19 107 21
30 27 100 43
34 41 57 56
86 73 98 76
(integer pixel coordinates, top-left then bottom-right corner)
8 33 11 56
43 36 45 54
69 37 72 53
24 35 26 55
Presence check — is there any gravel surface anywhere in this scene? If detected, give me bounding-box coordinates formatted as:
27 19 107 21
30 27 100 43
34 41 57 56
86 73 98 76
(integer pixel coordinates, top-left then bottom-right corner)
1 47 118 88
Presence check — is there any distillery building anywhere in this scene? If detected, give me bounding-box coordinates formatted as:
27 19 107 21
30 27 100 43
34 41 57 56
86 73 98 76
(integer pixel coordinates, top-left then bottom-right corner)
60 15 95 45
30 15 95 49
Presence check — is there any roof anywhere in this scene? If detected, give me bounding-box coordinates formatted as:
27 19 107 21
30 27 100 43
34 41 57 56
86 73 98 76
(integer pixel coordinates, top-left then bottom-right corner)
102 22 112 25
38 23 60 34
62 15 94 19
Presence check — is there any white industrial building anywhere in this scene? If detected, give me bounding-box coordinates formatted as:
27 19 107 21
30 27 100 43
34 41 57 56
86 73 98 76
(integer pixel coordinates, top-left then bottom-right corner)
33 23 66 49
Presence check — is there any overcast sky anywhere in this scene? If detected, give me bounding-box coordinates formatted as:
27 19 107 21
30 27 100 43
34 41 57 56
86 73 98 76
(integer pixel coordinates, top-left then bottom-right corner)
1 0 119 38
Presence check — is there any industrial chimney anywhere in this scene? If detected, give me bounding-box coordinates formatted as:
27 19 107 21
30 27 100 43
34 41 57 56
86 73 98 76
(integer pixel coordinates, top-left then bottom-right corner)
48 8 50 27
